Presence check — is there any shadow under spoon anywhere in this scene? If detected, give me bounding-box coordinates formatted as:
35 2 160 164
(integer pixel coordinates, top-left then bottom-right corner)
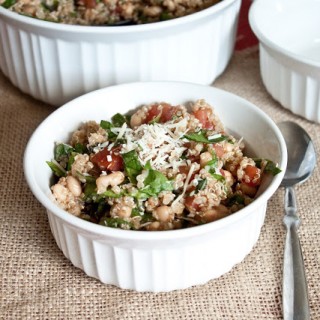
278 121 316 320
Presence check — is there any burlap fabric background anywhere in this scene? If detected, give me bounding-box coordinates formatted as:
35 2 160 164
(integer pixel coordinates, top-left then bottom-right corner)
0 46 319 319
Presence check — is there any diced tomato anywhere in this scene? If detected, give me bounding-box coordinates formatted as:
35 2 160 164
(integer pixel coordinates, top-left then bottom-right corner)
213 144 224 157
185 196 201 212
179 165 190 175
192 108 214 130
91 146 123 172
242 165 261 187
83 0 96 8
145 103 176 123
179 164 199 182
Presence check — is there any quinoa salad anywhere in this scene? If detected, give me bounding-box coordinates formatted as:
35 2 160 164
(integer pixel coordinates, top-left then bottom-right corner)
47 100 281 231
1 0 221 25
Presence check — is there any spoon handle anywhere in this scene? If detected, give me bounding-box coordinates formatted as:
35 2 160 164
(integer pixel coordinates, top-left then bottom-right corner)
283 186 310 320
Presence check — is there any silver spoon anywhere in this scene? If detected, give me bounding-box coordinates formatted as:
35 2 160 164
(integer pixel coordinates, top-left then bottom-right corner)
278 121 316 320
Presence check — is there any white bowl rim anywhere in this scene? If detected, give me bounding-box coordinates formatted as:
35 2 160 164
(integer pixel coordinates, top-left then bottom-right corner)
24 81 287 241
0 0 238 34
249 0 320 68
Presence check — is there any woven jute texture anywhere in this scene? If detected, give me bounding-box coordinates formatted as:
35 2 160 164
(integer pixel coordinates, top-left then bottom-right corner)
0 47 319 320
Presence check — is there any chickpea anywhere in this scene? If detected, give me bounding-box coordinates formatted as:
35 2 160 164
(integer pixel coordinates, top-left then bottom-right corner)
143 5 163 17
66 176 82 197
201 205 229 223
96 171 125 194
153 205 173 222
221 169 234 187
146 221 161 231
111 204 132 218
200 151 212 168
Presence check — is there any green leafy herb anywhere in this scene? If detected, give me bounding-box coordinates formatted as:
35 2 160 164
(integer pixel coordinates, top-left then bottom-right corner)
254 158 282 176
1 0 16 8
74 143 87 154
148 112 161 124
184 130 228 144
209 171 225 182
66 152 77 171
41 0 59 11
136 164 173 199
54 143 73 162
76 172 96 183
226 194 245 206
111 113 127 127
205 152 218 168
100 120 118 141
122 150 143 183
99 217 132 229
160 11 173 21
131 208 153 224
46 161 66 177
196 178 207 193
98 189 124 199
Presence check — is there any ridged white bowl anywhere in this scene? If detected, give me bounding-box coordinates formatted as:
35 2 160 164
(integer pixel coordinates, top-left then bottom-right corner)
24 82 287 292
0 0 240 106
249 0 320 123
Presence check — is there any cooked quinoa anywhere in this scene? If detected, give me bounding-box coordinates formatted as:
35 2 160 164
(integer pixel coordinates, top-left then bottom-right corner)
46 100 281 231
1 0 221 25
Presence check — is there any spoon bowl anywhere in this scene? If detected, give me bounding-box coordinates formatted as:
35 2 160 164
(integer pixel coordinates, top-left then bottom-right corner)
278 121 316 320
279 121 316 187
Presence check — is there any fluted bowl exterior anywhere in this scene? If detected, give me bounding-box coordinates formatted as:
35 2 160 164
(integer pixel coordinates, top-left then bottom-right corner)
249 0 320 123
24 81 287 291
0 0 240 106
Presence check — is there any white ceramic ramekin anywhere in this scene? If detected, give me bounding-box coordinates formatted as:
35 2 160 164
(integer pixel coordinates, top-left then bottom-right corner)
24 81 286 292
249 0 320 123
0 0 240 106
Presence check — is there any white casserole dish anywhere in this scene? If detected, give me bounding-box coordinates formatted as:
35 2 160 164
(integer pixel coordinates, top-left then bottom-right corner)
24 81 286 292
249 0 320 123
0 0 241 106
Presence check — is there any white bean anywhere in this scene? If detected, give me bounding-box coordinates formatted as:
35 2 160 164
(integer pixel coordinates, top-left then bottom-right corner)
66 176 82 197
52 184 68 202
96 171 125 194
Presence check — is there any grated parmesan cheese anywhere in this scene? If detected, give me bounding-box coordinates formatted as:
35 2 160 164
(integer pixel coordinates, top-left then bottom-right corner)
120 117 190 173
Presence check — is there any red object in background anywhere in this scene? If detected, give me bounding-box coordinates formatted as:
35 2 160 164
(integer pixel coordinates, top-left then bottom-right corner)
235 0 258 51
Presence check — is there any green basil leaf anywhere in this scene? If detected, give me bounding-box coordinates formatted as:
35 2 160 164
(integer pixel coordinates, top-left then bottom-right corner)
46 161 66 178
99 217 133 229
67 152 77 171
196 178 207 193
99 189 124 199
140 167 173 197
122 150 143 183
54 143 74 162
76 172 96 183
226 194 245 206
100 120 117 141
205 152 218 168
1 0 16 8
74 143 87 154
253 158 282 176
209 171 225 182
184 130 228 144
111 113 127 127
83 181 98 201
